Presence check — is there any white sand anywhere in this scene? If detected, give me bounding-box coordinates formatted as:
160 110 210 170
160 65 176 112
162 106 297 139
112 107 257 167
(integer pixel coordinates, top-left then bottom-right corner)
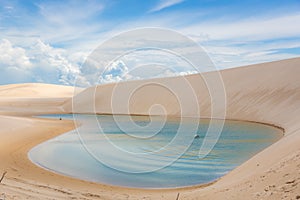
0 58 300 199
0 83 83 116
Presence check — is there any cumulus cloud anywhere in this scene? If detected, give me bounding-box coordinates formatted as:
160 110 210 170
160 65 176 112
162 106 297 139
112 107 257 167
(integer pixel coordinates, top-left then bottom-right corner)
0 39 33 84
100 60 133 83
0 39 201 86
0 39 89 86
98 58 198 84
29 39 82 85
0 39 31 69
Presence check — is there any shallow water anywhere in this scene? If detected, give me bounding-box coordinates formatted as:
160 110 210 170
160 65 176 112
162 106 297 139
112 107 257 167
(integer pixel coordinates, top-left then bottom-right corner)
29 114 282 188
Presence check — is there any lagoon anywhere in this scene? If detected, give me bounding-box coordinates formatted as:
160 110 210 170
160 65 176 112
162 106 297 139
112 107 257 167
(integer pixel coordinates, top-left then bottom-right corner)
29 114 282 188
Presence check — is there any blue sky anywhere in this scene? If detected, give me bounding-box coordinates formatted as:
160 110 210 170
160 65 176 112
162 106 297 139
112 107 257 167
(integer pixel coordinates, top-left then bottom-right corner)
0 0 300 86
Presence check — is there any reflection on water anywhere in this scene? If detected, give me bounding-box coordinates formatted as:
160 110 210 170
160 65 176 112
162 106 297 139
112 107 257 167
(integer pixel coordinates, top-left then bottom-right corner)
29 114 282 188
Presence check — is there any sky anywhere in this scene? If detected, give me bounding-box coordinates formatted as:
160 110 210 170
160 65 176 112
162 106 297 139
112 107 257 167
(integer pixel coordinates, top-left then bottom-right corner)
0 0 300 86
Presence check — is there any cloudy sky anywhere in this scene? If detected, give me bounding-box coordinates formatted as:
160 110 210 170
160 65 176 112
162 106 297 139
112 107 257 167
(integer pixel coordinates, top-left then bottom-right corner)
0 0 300 86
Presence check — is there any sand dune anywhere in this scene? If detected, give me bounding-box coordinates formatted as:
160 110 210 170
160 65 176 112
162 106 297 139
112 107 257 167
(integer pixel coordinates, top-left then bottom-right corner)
0 83 79 98
65 57 300 199
0 83 82 116
0 58 299 199
66 58 300 133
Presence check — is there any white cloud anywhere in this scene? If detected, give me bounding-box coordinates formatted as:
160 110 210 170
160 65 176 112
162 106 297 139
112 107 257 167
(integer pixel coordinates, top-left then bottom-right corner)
0 38 91 86
83 9 300 72
173 12 300 69
98 58 198 84
0 1 300 85
161 69 197 77
0 39 34 84
202 37 300 69
100 60 135 83
149 0 185 13
35 0 104 45
206 46 299 69
0 39 31 69
0 0 105 51
37 1 103 25
182 13 300 42
29 40 81 85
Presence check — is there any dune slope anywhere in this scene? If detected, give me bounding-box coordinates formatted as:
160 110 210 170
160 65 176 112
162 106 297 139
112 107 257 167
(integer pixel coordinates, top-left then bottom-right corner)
64 57 300 199
65 57 300 134
0 83 81 116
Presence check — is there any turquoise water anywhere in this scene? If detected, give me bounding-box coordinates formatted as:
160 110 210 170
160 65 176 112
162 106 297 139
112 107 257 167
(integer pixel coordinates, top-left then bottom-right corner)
29 114 282 188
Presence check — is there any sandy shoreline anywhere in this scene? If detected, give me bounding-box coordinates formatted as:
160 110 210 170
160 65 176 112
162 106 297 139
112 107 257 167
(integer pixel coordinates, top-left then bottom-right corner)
1 58 300 199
